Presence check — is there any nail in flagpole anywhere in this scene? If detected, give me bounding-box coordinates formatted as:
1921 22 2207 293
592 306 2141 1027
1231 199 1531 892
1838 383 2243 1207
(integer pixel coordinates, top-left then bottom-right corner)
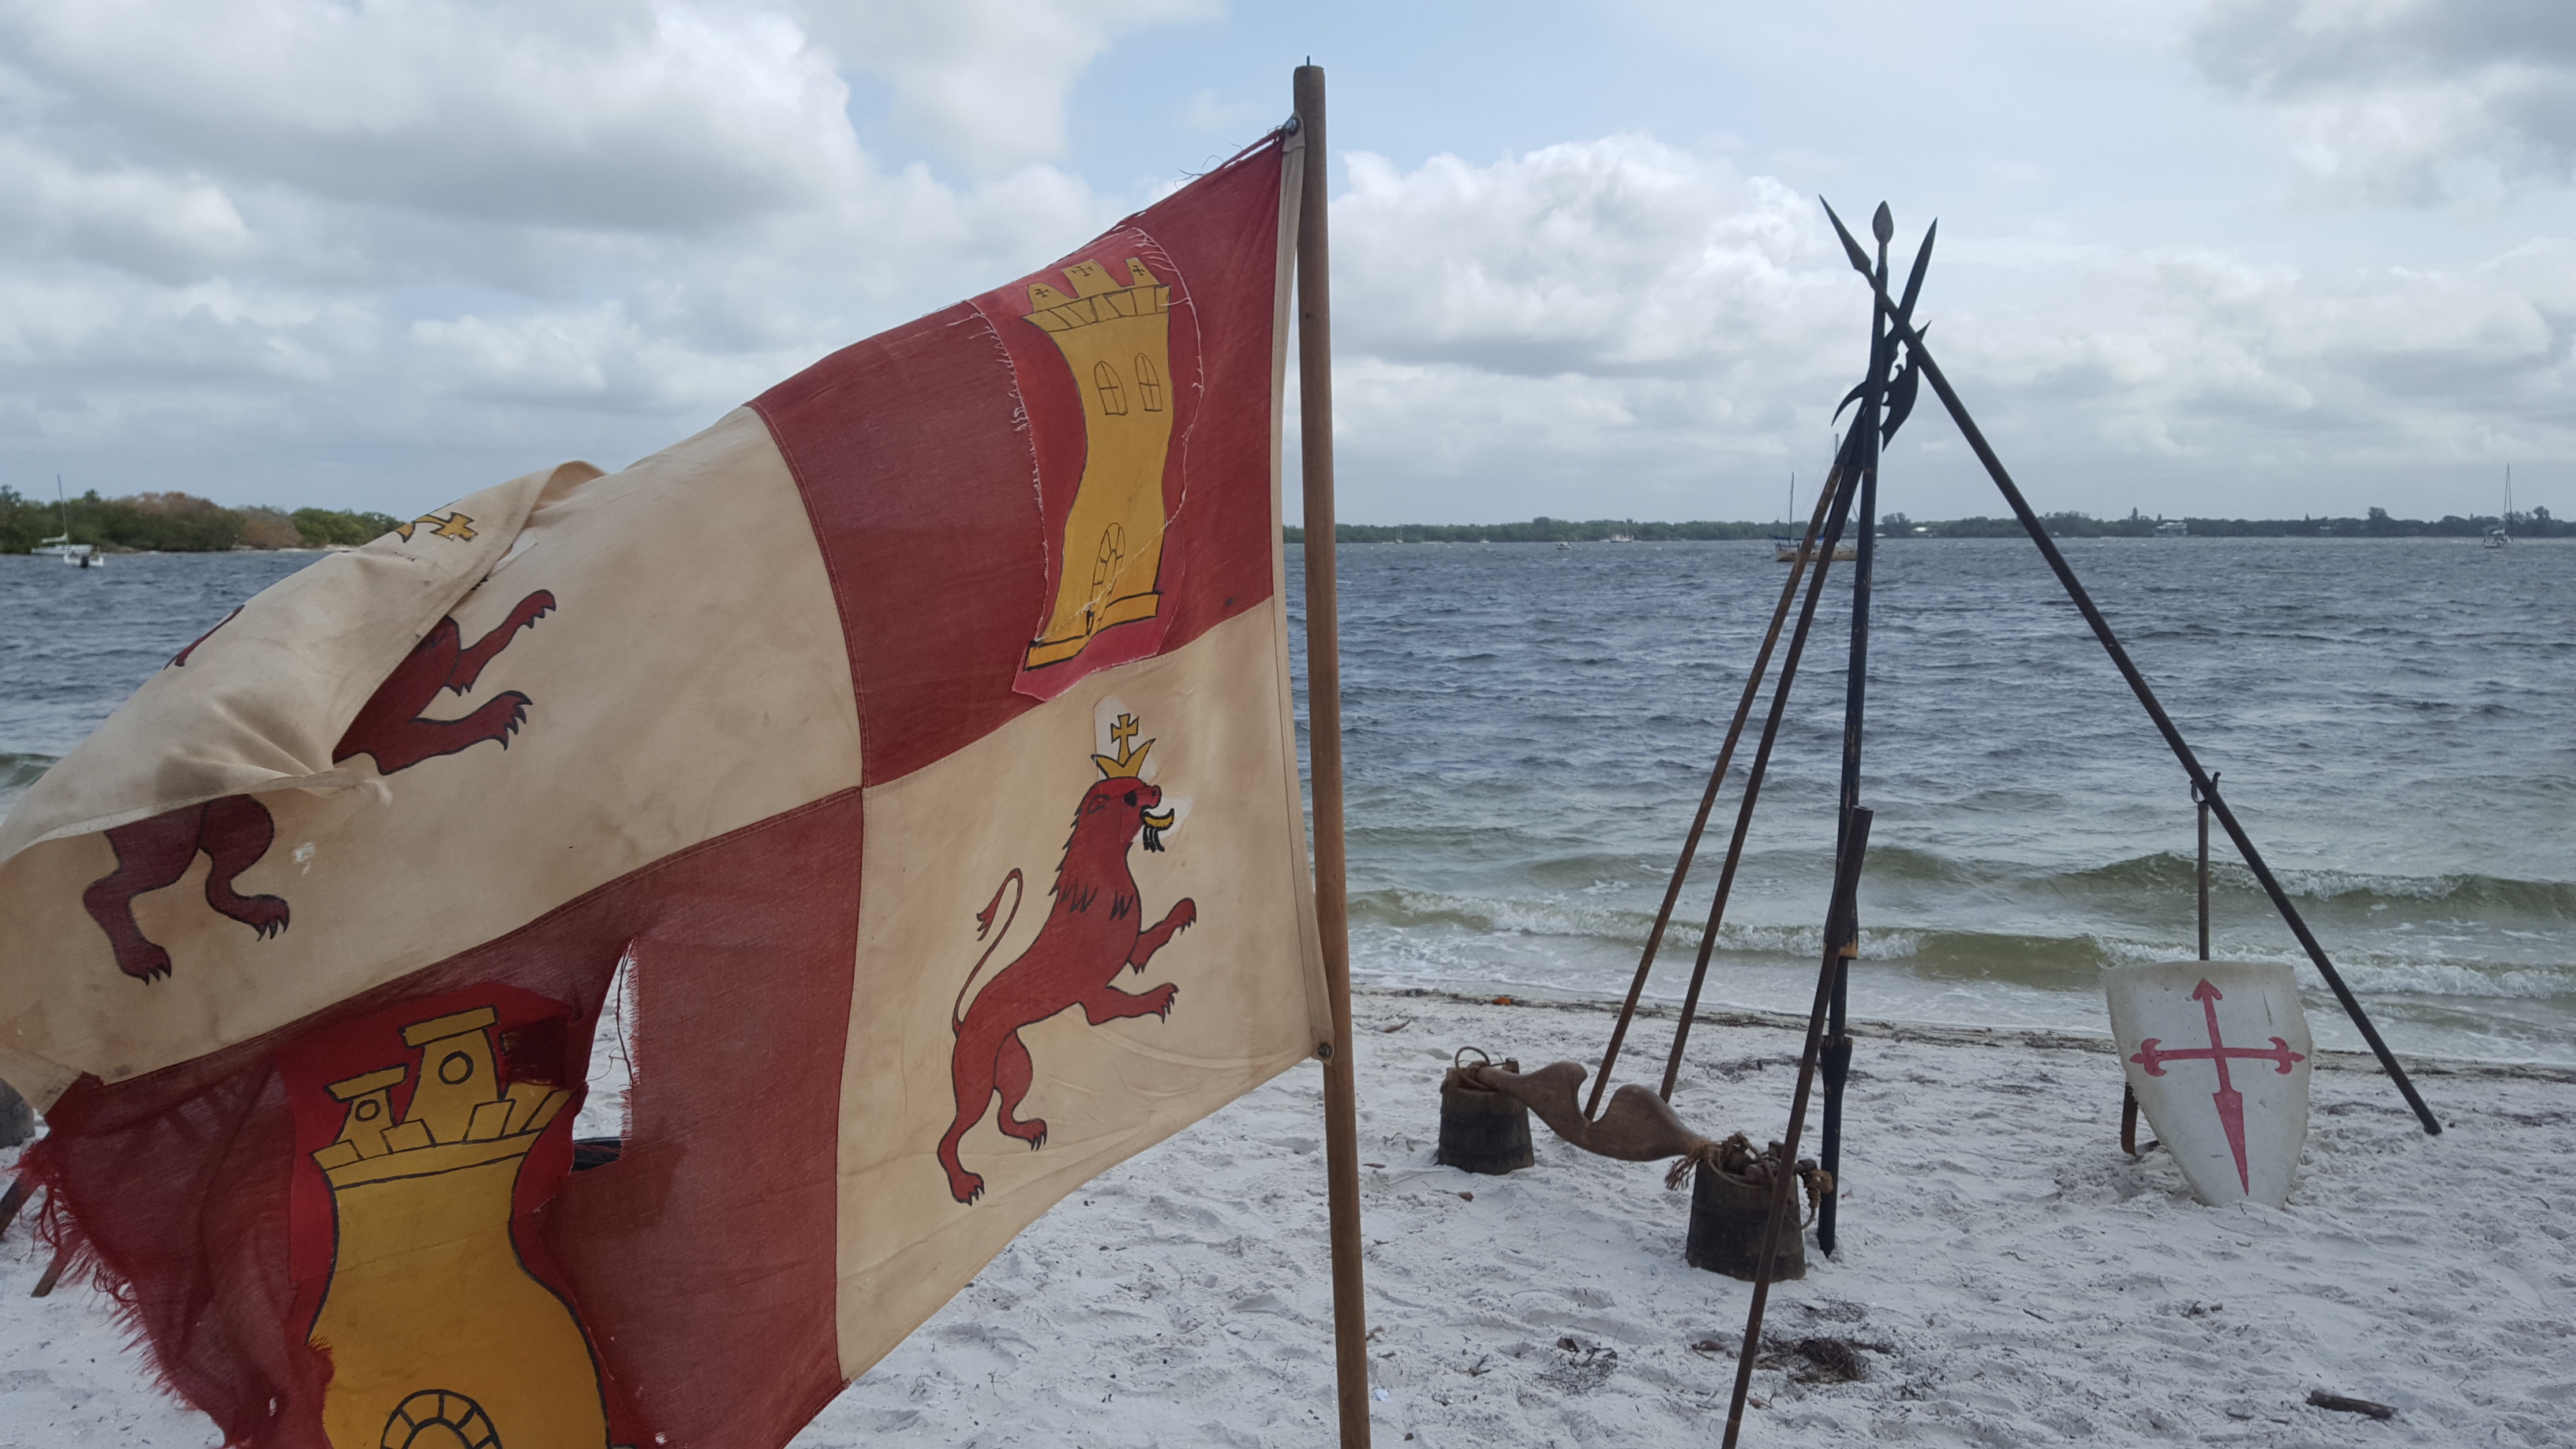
1294 62 1373 1449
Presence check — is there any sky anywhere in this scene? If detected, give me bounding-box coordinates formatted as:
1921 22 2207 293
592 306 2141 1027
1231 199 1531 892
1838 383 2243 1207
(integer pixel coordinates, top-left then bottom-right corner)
2 0 2570 524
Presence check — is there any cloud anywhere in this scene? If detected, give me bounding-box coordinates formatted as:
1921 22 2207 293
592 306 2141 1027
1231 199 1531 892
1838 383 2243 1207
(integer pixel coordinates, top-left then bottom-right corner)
1336 137 1844 377
2188 0 2576 203
797 0 1219 171
0 3 2563 524
0 0 1166 507
2 1 870 233
1317 134 2576 521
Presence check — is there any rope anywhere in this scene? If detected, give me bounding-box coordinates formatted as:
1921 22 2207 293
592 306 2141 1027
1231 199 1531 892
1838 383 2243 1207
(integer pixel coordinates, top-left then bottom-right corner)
1666 1131 1837 1224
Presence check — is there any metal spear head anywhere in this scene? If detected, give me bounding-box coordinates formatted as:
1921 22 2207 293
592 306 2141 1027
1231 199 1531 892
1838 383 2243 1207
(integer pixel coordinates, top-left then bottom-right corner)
1820 197 1874 275
1896 221 1938 324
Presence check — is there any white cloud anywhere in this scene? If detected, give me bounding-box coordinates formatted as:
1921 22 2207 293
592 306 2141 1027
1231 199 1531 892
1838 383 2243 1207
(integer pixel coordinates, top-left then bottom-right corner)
2 1 868 232
0 2 2564 523
1338 138 1846 373
0 0 1170 507
2188 0 2576 204
796 0 1219 171
1317 134 2576 521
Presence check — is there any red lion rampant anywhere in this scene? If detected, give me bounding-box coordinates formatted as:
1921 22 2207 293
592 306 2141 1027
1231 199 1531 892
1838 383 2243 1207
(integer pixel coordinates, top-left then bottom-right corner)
938 771 1193 1205
335 590 555 773
81 590 556 983
84 795 288 981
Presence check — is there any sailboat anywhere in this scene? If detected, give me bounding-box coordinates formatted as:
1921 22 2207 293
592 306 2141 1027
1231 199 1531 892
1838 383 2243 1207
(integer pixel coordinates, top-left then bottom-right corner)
1772 469 1855 563
2484 466 2513 549
31 475 102 567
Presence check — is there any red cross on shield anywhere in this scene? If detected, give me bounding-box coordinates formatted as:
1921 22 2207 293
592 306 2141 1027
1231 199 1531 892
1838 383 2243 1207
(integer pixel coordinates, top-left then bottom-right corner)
2105 960 2315 1207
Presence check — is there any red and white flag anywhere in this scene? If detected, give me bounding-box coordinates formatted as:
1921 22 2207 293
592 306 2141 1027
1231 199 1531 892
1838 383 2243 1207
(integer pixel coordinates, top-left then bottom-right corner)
0 129 1324 1449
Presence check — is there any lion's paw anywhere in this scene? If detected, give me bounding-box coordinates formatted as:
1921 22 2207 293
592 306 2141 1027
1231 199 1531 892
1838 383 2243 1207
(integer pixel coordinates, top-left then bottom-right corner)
1147 983 1179 1019
231 895 290 937
118 942 174 983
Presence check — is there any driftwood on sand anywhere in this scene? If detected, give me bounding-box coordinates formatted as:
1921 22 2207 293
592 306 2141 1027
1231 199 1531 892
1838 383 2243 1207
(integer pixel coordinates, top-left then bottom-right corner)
1451 1058 1722 1176
1451 1056 1833 1208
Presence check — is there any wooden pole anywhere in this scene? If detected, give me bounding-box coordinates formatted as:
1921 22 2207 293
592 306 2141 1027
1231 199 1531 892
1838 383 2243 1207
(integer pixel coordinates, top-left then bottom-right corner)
1819 208 1898 1258
1294 62 1372 1449
1588 466 1842 1118
2197 777 2214 961
1821 203 2439 1136
1720 808 1874 1449
1660 438 1866 1099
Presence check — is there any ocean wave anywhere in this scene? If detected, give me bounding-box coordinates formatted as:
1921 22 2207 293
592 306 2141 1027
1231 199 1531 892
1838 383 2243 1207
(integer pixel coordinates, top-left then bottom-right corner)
1945 851 2576 920
2260 864 2576 916
2312 958 2576 1002
0 751 54 814
1350 882 2574 1006
1350 887 1657 944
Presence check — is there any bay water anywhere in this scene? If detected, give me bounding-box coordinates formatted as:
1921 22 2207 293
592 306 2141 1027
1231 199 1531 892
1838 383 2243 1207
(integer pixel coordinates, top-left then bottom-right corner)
6 537 2570 1067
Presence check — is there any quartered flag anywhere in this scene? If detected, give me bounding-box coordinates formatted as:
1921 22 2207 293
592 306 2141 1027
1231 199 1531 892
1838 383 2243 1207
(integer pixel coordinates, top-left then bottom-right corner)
0 130 1325 1449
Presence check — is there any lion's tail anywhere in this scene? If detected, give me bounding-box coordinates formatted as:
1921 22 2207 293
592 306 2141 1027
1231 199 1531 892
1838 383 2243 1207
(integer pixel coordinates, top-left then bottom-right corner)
953 868 1025 1034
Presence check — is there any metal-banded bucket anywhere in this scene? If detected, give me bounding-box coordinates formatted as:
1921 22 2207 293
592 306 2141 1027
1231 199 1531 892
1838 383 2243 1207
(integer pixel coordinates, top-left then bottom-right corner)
1684 1151 1810 1282
1436 1047 1534 1175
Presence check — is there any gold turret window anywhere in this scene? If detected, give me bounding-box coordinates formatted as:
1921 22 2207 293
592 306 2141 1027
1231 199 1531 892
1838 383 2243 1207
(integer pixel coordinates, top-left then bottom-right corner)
1093 361 1128 416
1134 354 1164 412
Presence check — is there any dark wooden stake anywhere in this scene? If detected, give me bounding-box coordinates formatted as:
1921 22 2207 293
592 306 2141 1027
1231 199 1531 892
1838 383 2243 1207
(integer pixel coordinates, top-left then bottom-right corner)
0 1176 31 1240
2308 1391 2396 1420
1822 200 2440 1138
1721 810 1874 1449
31 1245 69 1298
1660 437 1868 1100
2197 775 2215 961
1820 204 1909 1258
1294 64 1372 1449
1589 468 1847 1118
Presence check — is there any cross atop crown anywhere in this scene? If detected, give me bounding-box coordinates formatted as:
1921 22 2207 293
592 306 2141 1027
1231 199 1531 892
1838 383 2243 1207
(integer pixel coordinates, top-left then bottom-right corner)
1093 710 1153 779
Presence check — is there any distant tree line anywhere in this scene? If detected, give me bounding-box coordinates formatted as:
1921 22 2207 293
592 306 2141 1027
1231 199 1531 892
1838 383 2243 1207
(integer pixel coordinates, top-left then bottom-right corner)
1285 506 2566 543
1281 516 1780 544
0 488 403 553
1878 506 2566 539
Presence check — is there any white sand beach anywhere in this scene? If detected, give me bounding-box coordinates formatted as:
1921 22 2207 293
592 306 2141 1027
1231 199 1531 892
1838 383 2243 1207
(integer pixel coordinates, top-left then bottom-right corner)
4 986 2570 1447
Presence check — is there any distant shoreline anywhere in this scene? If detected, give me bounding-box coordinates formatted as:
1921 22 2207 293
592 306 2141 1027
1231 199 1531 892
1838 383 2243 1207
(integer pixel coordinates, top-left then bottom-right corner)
1284 507 2565 543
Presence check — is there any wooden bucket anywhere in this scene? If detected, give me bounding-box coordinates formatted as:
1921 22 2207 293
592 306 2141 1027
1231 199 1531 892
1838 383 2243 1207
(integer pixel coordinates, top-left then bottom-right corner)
1684 1159 1807 1281
1436 1048 1534 1175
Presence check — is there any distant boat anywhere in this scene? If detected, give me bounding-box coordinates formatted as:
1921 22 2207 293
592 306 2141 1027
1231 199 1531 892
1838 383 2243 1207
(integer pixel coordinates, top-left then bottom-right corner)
2484 466 2513 548
31 474 102 567
1773 537 1857 563
2155 519 2188 537
1773 459 1856 561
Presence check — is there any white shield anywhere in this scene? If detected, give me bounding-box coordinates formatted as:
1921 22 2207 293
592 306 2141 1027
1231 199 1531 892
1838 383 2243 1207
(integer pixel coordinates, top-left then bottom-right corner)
2103 960 2312 1208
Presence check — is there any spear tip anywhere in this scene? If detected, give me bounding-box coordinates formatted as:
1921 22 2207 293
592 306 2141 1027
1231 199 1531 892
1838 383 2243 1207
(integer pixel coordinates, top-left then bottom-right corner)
1819 197 1873 274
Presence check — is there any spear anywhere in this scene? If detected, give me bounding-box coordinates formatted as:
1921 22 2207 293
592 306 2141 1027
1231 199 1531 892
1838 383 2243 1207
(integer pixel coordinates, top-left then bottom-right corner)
1818 199 2439 1137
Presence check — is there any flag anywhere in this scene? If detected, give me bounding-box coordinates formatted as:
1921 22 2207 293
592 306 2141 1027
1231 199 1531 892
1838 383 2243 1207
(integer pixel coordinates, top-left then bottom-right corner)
0 129 1324 1449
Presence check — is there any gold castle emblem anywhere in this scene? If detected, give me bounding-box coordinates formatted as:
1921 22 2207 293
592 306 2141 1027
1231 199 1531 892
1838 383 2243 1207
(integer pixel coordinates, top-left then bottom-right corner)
1022 257 1179 669
308 1007 611 1449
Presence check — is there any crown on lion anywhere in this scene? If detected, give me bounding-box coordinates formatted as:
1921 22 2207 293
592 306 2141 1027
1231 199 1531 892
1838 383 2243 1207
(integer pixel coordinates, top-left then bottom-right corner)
1093 710 1153 779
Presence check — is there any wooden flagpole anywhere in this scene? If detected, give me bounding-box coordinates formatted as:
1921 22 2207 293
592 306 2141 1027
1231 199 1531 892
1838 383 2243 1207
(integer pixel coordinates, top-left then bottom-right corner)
1294 62 1373 1449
